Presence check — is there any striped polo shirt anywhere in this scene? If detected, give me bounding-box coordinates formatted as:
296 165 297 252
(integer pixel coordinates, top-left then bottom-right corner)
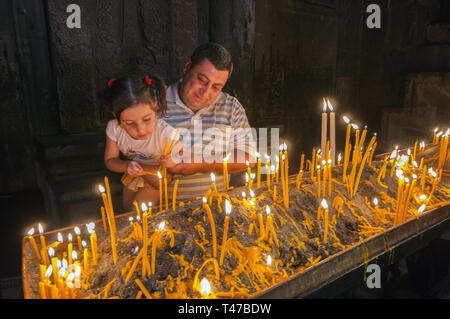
161 81 256 201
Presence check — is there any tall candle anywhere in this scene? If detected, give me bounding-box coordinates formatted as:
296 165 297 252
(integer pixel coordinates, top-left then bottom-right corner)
202 197 217 258
317 165 321 199
342 116 352 182
38 223 47 252
321 99 328 158
219 200 232 266
151 221 165 275
172 179 180 211
327 99 336 166
87 223 98 266
223 154 230 191
68 233 73 265
82 240 89 273
27 228 41 260
321 199 329 244
73 227 82 251
311 148 316 181
141 203 150 278
256 152 261 188
157 171 163 212
104 176 116 232
48 247 59 285
164 177 168 211
100 206 108 233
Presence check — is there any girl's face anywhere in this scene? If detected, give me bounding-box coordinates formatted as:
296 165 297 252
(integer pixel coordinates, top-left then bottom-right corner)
119 103 156 140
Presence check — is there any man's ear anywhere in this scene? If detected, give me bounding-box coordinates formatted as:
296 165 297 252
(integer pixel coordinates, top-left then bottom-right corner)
183 58 192 73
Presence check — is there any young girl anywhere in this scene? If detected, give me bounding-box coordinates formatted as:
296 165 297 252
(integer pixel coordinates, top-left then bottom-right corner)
103 74 183 211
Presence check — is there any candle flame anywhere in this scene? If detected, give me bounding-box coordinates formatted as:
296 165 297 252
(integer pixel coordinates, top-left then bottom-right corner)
249 189 255 198
418 204 426 214
283 142 287 151
343 116 351 124
225 199 232 216
72 250 78 261
242 192 246 198
413 161 418 168
68 233 72 243
322 160 326 166
74 226 80 235
267 255 272 267
396 169 404 180
404 177 410 184
27 228 34 236
200 278 211 296
246 160 249 166
271 165 275 173
74 265 81 277
255 151 260 158
322 98 327 112
141 202 148 213
59 267 65 278
337 153 342 162
351 124 359 130
373 198 378 206
407 149 411 155
98 184 105 193
157 171 162 179
428 167 437 178
223 153 231 162
38 223 44 235
321 199 328 210
327 99 334 112
62 258 68 269
82 240 87 248
250 173 255 179
202 197 207 204
419 194 427 201
434 127 438 133
158 221 165 231
412 174 417 179
45 265 53 278
129 217 134 222
67 273 74 283
264 154 270 160
48 247 55 258
265 205 271 216
210 172 215 183
56 259 61 269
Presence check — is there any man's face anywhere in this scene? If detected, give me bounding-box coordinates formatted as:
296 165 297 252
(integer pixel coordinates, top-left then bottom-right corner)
179 58 229 112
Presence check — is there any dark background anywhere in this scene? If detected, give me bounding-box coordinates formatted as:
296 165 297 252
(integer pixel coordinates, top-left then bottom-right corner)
0 0 449 298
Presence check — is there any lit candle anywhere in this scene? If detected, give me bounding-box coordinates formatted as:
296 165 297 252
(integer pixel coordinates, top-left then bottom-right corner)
82 240 89 273
172 179 179 212
27 228 41 260
141 203 150 278
210 173 217 194
200 277 211 298
38 223 47 252
321 199 329 244
163 177 168 211
265 205 278 247
275 155 280 183
327 99 336 166
337 153 342 166
87 223 98 266
280 153 286 203
48 247 59 285
202 197 217 259
321 98 328 158
327 159 332 197
104 176 116 231
219 199 232 266
98 185 114 233
257 211 265 240
67 233 73 265
317 165 321 199
311 148 316 181
223 154 230 191
157 171 163 212
73 226 82 251
151 221 165 275
394 170 405 226
256 152 261 188
432 127 438 144
265 154 271 191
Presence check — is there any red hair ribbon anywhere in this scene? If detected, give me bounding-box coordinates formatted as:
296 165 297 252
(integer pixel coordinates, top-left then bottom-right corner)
144 76 152 85
107 78 116 87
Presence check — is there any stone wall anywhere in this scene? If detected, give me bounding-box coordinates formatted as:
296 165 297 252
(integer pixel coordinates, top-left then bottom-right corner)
1 0 449 193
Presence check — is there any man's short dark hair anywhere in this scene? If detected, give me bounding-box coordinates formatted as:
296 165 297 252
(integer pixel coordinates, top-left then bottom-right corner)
189 42 233 77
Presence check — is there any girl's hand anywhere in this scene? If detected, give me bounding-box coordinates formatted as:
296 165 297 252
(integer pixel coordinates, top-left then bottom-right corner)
127 161 143 177
160 154 176 168
160 141 184 168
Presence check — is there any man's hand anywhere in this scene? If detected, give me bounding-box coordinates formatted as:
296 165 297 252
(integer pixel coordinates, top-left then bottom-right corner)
126 161 144 177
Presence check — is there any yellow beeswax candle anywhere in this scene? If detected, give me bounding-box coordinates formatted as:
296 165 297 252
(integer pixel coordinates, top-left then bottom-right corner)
67 233 73 265
321 99 328 157
27 228 41 260
317 165 321 198
82 240 89 273
327 159 332 197
100 206 108 233
266 157 271 191
164 177 168 211
256 152 261 188
38 223 47 252
172 179 179 211
202 197 217 258
210 173 217 194
87 223 98 266
73 226 82 251
133 201 141 219
219 200 232 266
342 116 352 181
142 204 150 278
104 176 116 231
157 171 163 212
433 128 438 144
223 154 230 191
322 160 327 197
38 281 47 299
151 221 165 275
321 199 329 244
311 148 316 181
48 247 59 285
257 213 265 240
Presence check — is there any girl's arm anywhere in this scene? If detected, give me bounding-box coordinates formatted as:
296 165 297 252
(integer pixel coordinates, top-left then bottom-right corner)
104 136 131 173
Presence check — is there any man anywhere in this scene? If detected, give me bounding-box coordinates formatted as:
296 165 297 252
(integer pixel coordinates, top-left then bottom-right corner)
162 42 256 200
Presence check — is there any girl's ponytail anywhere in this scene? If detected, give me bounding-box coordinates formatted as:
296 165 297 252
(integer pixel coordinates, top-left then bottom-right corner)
146 75 167 117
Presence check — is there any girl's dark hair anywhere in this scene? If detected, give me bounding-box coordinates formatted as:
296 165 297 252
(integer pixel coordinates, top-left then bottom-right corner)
104 74 167 120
